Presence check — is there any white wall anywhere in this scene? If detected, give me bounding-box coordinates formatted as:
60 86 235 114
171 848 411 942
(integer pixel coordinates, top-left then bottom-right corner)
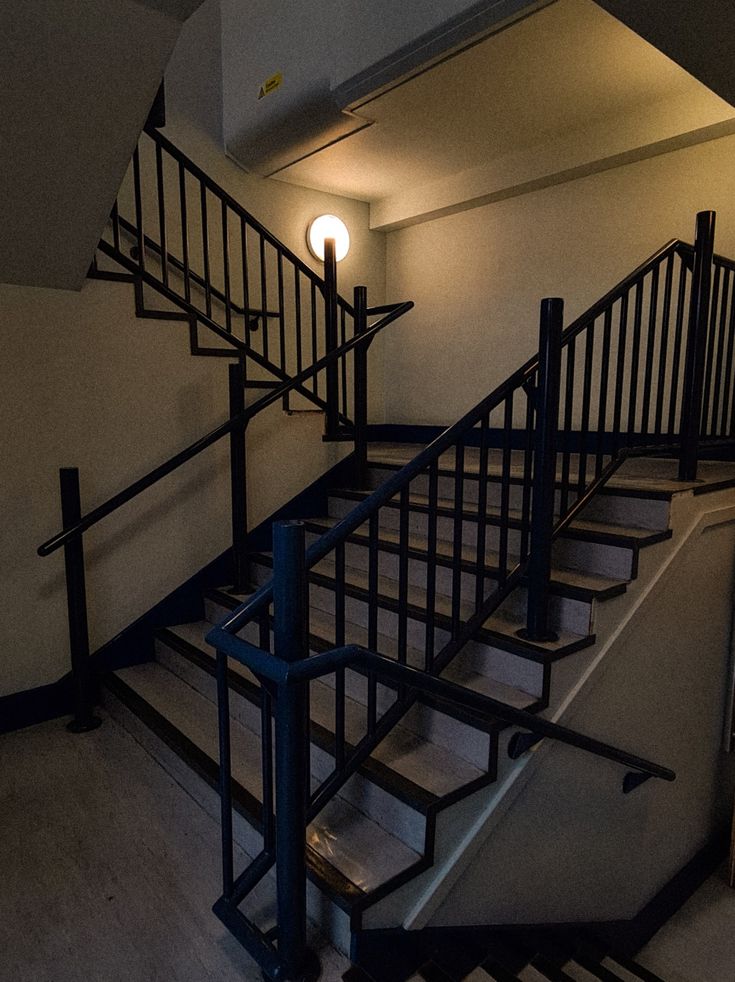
384 133 735 425
1 2 388 699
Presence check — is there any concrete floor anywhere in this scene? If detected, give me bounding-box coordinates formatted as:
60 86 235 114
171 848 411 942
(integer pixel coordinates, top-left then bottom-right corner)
0 711 349 982
2 711 734 982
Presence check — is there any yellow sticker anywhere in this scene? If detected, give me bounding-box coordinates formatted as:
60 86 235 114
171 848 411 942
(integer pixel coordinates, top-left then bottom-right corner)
258 72 283 99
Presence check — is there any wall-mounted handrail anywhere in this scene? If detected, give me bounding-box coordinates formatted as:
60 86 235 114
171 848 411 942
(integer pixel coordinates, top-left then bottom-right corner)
209 628 676 785
37 300 412 559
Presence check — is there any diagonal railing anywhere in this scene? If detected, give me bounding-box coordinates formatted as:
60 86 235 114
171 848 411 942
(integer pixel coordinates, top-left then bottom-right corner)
207 211 735 980
99 124 365 431
37 124 413 732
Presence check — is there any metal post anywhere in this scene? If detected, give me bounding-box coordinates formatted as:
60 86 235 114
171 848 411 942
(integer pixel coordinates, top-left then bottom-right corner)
216 649 234 898
229 360 249 592
353 285 369 488
272 521 319 982
521 299 564 643
59 468 102 732
679 210 716 481
324 237 339 438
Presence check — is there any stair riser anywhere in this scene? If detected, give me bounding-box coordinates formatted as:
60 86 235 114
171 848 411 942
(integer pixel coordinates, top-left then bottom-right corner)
461 641 546 698
326 498 635 581
366 466 528 509
579 492 670 530
104 684 354 954
155 639 429 852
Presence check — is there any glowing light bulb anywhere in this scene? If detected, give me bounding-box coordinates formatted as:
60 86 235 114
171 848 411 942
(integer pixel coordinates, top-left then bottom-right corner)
306 215 350 262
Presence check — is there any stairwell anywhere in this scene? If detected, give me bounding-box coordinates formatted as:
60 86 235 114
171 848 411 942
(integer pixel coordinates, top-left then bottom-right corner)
35 127 735 982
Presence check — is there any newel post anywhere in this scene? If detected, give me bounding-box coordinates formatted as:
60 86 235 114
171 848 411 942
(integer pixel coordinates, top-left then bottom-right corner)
521 298 564 643
679 210 716 481
323 237 339 438
353 285 369 488
229 360 249 592
59 468 102 732
272 521 319 982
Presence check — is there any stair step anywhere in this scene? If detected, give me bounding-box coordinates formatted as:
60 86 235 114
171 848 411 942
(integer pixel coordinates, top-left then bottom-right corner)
303 516 629 603
156 620 490 806
250 552 594 664
106 662 423 903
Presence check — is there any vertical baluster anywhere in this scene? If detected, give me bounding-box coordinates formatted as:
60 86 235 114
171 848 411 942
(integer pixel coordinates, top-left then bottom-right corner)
626 278 644 440
261 685 274 852
334 540 346 771
200 183 212 318
240 217 251 345
701 261 721 437
522 298 563 642
596 307 612 475
560 338 576 514
155 142 168 288
111 200 121 253
710 266 729 437
179 162 191 304
295 268 303 380
272 521 313 982
667 254 688 437
260 236 269 362
367 513 379 733
229 362 248 592
311 281 318 397
216 649 234 897
679 211 716 481
340 305 348 420
475 415 489 613
353 286 369 488
640 264 660 436
277 249 286 373
521 387 534 560
720 279 735 437
132 147 145 272
221 202 232 333
324 239 339 437
499 396 513 581
425 464 438 673
451 442 465 640
397 487 410 667
612 293 629 453
655 254 675 437
578 324 594 497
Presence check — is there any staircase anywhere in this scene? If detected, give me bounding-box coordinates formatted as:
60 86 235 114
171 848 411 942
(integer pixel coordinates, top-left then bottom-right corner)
37 125 735 982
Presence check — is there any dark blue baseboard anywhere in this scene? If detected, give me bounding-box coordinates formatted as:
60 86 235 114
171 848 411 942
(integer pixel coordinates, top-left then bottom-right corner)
1 453 356 736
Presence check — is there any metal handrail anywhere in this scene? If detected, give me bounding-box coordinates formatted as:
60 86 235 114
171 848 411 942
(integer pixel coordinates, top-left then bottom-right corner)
219 238 693 636
208 629 675 784
37 300 413 557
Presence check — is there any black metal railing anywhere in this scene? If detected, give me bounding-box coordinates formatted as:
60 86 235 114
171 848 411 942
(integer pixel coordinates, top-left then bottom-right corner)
206 520 675 982
204 211 735 980
100 125 369 430
38 124 413 731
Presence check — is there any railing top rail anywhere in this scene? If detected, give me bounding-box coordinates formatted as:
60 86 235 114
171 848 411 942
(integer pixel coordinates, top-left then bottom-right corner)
714 251 735 272
146 125 342 296
37 300 412 558
219 238 690 635
208 630 675 784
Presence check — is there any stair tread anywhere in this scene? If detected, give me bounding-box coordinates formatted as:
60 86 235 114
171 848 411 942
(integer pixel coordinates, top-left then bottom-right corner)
160 620 487 800
303 515 629 598
367 443 735 497
329 488 667 544
251 554 592 660
112 661 422 896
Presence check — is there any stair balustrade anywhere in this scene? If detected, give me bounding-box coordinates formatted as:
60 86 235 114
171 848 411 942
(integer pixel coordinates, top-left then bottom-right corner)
209 210 735 981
